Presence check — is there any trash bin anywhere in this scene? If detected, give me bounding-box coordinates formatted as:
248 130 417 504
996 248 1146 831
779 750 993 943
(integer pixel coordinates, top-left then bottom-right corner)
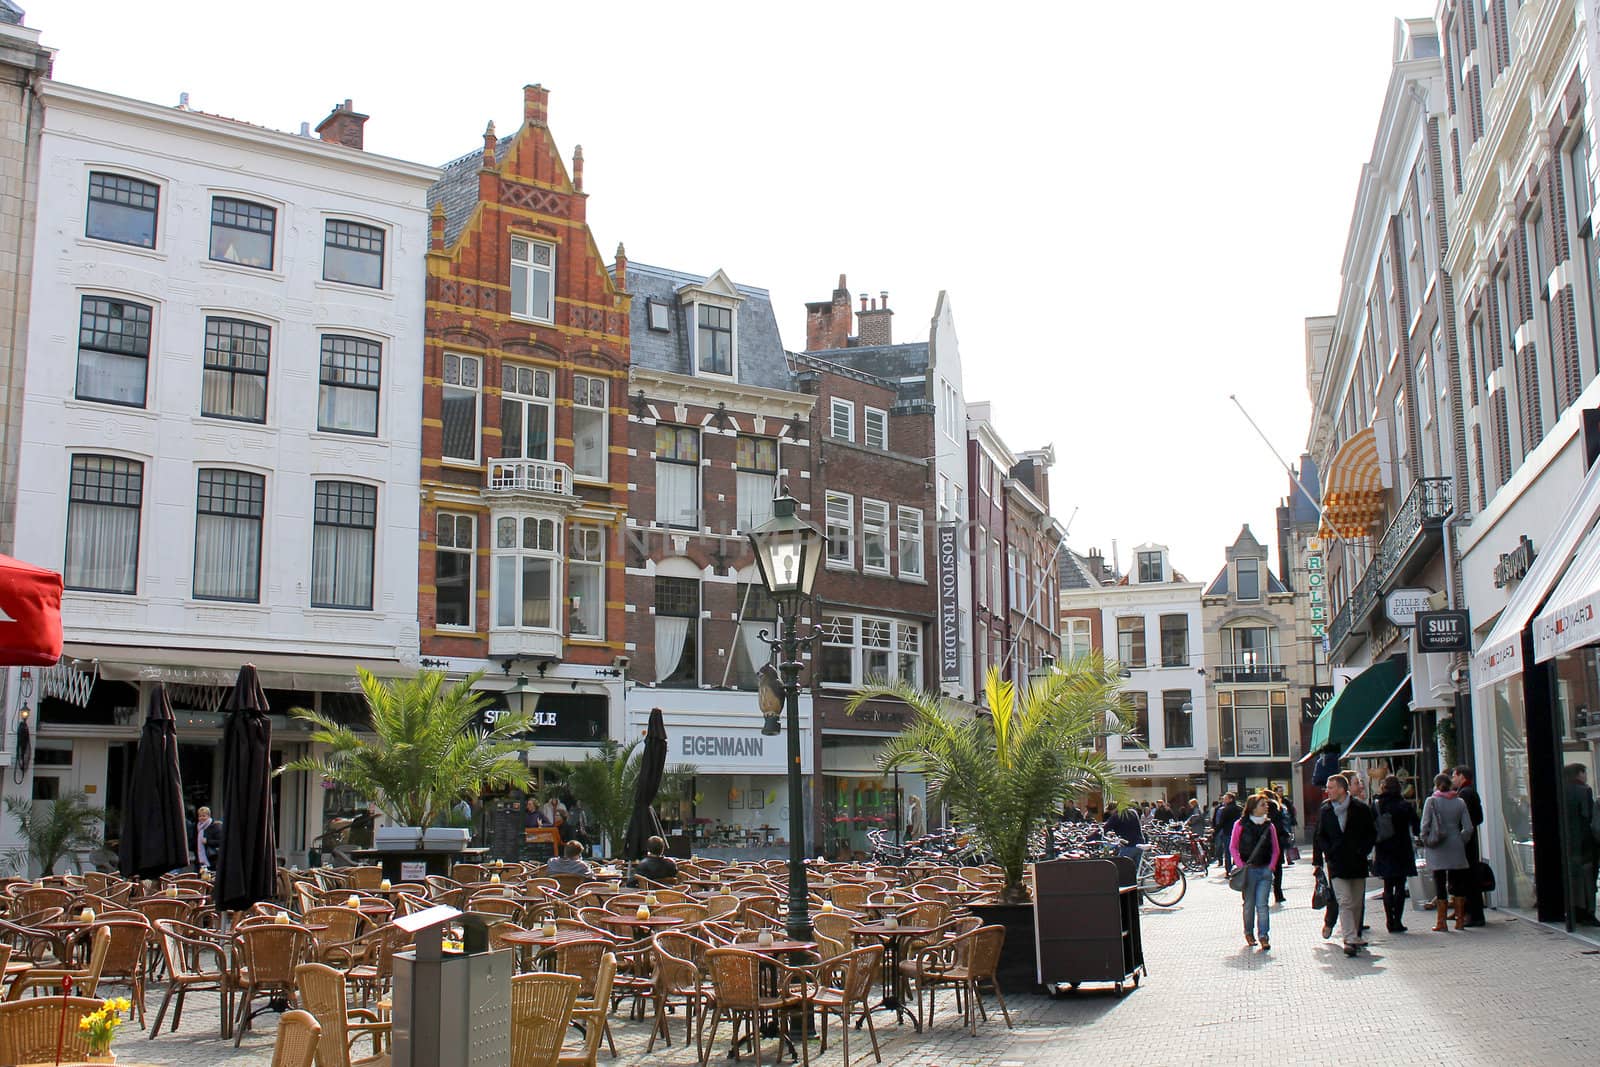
391 904 513 1067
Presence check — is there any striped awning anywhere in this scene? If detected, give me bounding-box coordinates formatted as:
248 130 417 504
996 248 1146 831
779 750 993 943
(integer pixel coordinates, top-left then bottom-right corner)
1319 426 1386 539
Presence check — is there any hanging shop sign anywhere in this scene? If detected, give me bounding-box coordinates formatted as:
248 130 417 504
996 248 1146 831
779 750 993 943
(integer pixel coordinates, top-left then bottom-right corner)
1415 610 1471 653
1494 535 1537 589
937 523 961 682
1384 587 1434 628
1301 686 1334 721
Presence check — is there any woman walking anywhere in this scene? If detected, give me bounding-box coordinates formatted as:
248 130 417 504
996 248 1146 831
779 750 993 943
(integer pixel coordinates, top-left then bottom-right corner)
1420 772 1476 932
1230 794 1284 950
1371 775 1420 932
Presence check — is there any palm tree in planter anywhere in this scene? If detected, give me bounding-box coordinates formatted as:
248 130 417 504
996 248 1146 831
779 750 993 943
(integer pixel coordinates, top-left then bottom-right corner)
281 668 534 830
846 657 1130 904
4 791 103 876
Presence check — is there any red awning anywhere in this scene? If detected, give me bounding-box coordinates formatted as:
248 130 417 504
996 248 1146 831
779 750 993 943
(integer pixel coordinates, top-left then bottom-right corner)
0 554 62 666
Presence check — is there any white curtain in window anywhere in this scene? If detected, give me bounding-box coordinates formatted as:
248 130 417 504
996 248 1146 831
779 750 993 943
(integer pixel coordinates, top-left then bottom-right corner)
494 556 517 627
194 513 259 599
656 462 697 526
573 408 605 479
737 471 775 530
738 621 771 682
318 385 377 434
311 526 374 608
569 560 603 636
76 350 146 405
655 617 690 682
65 502 138 592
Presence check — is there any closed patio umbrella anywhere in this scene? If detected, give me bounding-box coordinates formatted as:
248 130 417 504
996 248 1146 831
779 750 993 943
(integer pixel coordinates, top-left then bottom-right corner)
214 664 277 913
118 683 188 879
622 707 669 861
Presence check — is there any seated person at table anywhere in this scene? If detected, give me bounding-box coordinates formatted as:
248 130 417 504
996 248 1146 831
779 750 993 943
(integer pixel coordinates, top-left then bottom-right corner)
628 835 679 886
545 840 592 876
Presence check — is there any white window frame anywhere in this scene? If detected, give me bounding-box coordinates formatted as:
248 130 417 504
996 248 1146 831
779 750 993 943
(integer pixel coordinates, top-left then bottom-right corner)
1065 617 1092 661
897 506 924 579
830 398 854 442
441 353 481 464
434 511 476 630
862 499 891 574
500 365 555 461
826 491 853 568
510 236 555 324
863 406 888 450
654 425 700 528
572 373 609 481
490 512 562 632
819 614 923 688
567 522 605 640
735 435 779 531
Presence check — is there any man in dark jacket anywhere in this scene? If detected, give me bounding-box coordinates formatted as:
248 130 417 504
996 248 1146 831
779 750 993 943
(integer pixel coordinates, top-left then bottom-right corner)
1213 794 1242 874
1313 774 1378 956
1453 765 1487 926
1102 802 1144 862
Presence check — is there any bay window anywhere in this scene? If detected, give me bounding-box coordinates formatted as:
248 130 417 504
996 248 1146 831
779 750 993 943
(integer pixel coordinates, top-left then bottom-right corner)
64 455 142 594
493 514 559 630
567 523 604 639
501 364 553 460
819 614 922 687
654 425 699 528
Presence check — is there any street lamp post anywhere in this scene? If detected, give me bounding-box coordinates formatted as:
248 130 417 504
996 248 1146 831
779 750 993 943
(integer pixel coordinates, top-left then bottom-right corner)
747 487 826 943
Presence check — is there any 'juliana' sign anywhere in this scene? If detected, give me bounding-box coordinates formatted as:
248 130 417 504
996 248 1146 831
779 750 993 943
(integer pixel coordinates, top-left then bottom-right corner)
937 524 961 682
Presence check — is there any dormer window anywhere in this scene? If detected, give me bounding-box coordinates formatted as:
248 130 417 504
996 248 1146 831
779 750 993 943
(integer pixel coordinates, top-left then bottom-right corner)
1236 559 1261 601
1137 550 1163 584
697 304 734 376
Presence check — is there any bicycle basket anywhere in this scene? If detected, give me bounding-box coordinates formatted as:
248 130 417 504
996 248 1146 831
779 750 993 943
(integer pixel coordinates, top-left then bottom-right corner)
1154 854 1180 887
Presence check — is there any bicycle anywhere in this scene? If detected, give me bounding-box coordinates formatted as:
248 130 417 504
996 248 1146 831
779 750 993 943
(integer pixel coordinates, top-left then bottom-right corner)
1132 843 1187 907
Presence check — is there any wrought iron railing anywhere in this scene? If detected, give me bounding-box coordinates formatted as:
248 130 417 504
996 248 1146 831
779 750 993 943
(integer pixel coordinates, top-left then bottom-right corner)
1325 477 1453 654
1213 662 1288 684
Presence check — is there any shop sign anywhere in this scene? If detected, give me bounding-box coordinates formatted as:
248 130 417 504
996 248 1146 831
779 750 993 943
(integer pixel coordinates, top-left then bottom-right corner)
1384 587 1433 627
478 692 608 744
1113 761 1153 775
1416 610 1471 653
937 524 960 682
1494 535 1537 589
1534 598 1600 662
1301 686 1334 721
679 733 767 759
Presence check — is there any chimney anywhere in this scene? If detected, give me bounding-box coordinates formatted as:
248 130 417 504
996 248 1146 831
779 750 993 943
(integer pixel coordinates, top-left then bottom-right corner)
572 144 584 192
314 98 368 151
857 288 893 346
805 272 854 351
524 83 550 126
1087 549 1105 581
614 242 627 291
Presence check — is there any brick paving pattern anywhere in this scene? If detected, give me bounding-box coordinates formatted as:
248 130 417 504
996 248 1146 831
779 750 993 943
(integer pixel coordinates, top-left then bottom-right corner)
109 863 1600 1066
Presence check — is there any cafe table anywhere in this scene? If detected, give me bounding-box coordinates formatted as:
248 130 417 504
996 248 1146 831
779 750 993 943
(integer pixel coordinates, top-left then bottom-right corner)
849 922 936 1031
592 913 684 939
496 927 607 971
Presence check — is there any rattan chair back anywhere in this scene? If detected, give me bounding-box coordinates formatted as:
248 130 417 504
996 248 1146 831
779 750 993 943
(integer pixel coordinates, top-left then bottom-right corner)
0 994 101 1063
271 1008 322 1067
509 971 579 1067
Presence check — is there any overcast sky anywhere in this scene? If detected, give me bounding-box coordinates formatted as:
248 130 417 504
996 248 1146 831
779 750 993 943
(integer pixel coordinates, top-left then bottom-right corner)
33 0 1409 582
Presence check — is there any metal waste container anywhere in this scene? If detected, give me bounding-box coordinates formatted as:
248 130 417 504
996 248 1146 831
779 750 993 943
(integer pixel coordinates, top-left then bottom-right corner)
391 905 513 1067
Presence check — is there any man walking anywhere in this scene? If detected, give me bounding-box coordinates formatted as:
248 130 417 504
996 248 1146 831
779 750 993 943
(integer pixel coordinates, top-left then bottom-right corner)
1213 793 1242 874
1453 765 1487 927
187 806 223 872
1313 774 1377 957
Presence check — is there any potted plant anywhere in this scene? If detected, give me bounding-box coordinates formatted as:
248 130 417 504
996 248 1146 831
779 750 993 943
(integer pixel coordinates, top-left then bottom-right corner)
79 996 131 1062
3 790 103 877
541 740 696 859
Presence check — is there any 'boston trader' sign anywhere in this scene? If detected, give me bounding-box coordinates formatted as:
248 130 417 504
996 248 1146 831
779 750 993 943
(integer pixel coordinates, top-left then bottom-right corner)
937 523 960 682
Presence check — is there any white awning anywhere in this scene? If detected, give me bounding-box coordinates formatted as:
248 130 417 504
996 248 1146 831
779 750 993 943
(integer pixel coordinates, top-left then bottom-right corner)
62 642 408 692
1474 460 1600 688
1534 524 1600 662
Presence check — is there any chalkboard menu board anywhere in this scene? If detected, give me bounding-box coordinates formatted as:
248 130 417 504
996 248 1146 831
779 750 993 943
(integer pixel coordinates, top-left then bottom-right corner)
488 800 524 862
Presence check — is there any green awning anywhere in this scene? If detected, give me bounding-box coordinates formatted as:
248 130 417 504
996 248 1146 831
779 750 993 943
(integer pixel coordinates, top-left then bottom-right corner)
1303 658 1407 759
1342 675 1414 758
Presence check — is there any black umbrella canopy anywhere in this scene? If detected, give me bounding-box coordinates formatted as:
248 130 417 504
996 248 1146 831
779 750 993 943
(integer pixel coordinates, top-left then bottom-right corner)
622 707 669 861
118 683 188 879
214 664 277 913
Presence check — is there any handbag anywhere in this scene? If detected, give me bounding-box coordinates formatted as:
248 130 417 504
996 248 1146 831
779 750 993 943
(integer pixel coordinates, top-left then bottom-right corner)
1312 867 1332 910
1420 805 1444 849
1230 822 1274 892
1477 861 1497 893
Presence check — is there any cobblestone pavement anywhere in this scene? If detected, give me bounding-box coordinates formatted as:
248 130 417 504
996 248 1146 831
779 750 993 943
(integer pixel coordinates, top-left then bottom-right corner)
110 863 1600 1066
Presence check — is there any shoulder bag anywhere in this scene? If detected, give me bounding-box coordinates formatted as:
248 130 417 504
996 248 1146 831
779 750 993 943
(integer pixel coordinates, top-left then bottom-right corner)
1420 802 1444 848
1229 823 1274 893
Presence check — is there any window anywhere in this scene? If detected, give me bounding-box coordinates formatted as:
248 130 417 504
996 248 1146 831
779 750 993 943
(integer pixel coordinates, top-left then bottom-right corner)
1163 690 1194 749
317 335 381 436
1220 625 1280 682
736 436 778 530
201 317 269 423
567 523 604 639
862 500 890 573
1159 614 1188 667
647 299 671 332
1116 616 1146 668
510 237 554 322
654 426 699 528
830 399 854 441
825 492 853 566
323 219 384 288
572 374 608 480
864 407 887 450
1137 550 1163 583
1236 559 1261 601
86 172 158 248
1233 690 1272 756
76 296 151 407
64 455 142 594
1123 692 1149 746
441 354 481 462
989 537 1002 608
897 506 924 579
1565 130 1600 377
493 515 559 629
732 581 778 689
435 511 475 629
311 481 376 610
501 365 554 460
1065 617 1092 661
193 469 264 602
696 304 733 375
209 197 275 270
655 577 700 686
819 615 921 687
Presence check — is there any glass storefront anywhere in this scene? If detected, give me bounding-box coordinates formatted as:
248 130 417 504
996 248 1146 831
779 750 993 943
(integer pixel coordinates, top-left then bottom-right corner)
1552 647 1600 923
1489 677 1537 911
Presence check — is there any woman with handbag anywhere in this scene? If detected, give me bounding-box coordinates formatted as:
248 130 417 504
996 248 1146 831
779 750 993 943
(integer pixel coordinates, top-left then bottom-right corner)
1372 775 1420 932
1230 794 1284 950
1420 772 1475 932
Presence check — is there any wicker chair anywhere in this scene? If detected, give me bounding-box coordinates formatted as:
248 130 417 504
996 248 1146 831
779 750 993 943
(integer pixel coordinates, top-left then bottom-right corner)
740 896 784 930
468 895 525 921
8 925 110 1001
424 876 465 908
700 947 810 1067
451 863 487 884
136 896 197 927
510 971 579 1067
344 866 385 891
150 918 234 1039
646 932 712 1055
304 906 365 963
232 922 312 1045
10 885 72 917
811 912 859 949
345 923 413 1006
702 894 740 920
897 924 1011 1035
558 950 615 1067
271 1009 322 1067
812 946 883 1066
829 884 870 910
295 962 389 1067
0 912 62 962
0 994 103 1063
88 918 151 1026
543 939 617 1056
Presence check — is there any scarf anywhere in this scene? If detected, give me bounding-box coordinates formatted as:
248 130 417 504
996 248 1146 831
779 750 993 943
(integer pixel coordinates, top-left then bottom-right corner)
1433 789 1458 800
1332 796 1350 831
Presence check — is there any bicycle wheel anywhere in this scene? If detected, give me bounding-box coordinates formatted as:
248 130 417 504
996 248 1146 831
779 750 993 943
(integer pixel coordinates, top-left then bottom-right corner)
1141 867 1187 907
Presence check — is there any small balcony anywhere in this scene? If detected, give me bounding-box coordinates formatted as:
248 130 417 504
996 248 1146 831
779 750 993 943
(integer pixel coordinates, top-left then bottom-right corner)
1326 476 1453 658
488 628 564 660
486 458 574 498
1213 662 1288 684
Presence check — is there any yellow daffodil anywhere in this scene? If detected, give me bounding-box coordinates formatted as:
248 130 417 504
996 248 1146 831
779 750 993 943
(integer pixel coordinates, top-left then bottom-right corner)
77 1018 90 1031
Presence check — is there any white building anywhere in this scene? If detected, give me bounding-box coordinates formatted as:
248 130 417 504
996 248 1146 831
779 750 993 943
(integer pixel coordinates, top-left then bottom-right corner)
5 82 436 866
1061 542 1210 805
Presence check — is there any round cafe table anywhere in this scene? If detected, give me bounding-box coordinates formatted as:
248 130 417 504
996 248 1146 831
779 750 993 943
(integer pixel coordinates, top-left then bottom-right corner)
499 926 613 972
850 922 936 1031
592 913 684 939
